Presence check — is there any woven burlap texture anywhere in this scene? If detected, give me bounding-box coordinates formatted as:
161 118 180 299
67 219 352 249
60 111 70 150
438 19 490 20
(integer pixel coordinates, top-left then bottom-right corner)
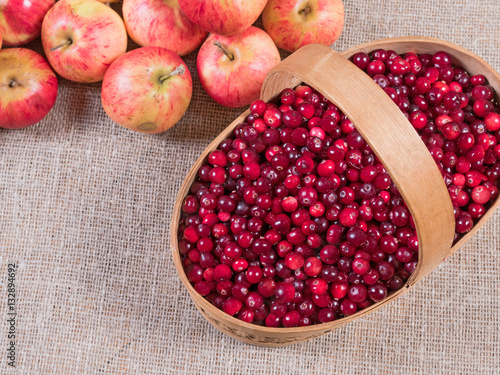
1 0 499 373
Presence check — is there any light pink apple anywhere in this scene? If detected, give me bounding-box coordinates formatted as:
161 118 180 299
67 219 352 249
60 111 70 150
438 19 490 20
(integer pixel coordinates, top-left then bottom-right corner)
178 0 267 36
101 47 192 134
0 0 55 47
123 0 208 56
0 48 58 129
262 0 345 53
197 26 281 108
41 0 127 83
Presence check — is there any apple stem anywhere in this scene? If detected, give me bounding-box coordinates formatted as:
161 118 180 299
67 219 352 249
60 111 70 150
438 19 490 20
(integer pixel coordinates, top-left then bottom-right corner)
9 80 19 88
50 39 73 52
300 5 311 17
158 65 186 83
214 41 234 61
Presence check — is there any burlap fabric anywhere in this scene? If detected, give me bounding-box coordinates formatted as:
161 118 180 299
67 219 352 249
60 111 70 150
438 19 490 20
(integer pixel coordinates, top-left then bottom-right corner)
1 0 499 373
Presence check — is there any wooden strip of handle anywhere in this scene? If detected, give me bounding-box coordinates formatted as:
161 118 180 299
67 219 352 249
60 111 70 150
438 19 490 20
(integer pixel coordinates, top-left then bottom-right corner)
261 44 455 285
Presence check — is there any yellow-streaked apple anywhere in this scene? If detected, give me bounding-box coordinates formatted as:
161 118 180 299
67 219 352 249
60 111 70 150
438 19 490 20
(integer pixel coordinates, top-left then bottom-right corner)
0 0 55 47
41 0 127 83
262 0 345 53
123 0 207 56
178 0 267 36
101 47 192 134
197 26 281 108
0 48 58 129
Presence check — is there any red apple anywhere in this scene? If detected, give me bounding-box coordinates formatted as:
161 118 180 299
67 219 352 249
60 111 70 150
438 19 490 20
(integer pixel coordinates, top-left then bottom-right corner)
0 48 58 129
0 26 2 49
197 26 281 108
0 0 54 47
41 0 127 83
101 47 192 134
178 0 267 36
262 0 345 53
123 0 208 56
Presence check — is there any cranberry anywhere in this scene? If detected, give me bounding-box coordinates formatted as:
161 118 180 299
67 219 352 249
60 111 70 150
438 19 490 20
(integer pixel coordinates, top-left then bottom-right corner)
339 207 358 227
470 74 486 86
309 278 328 295
387 275 405 291
471 185 491 204
258 278 276 298
363 268 380 285
432 51 452 68
352 52 370 69
415 77 431 94
222 297 242 316
304 257 322 277
315 308 334 323
352 258 370 275
274 282 296 304
389 205 410 227
232 282 250 301
367 60 386 76
284 252 305 270
275 310 298 327
345 227 367 247
468 202 486 219
340 299 357 316
264 107 282 128
348 284 368 303
250 100 266 117
376 261 395 281
237 307 255 323
367 283 388 302
264 313 281 327
485 112 500 131
474 99 494 118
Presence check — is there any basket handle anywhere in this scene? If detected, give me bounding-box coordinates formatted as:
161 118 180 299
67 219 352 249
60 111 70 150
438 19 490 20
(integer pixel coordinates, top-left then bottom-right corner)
261 44 455 286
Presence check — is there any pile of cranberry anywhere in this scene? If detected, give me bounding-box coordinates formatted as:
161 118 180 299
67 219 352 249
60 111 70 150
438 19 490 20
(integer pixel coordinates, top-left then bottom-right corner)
178 49 500 328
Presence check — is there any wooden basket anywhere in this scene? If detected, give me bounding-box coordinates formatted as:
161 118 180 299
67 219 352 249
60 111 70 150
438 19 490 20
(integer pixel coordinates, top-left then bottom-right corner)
170 37 500 347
